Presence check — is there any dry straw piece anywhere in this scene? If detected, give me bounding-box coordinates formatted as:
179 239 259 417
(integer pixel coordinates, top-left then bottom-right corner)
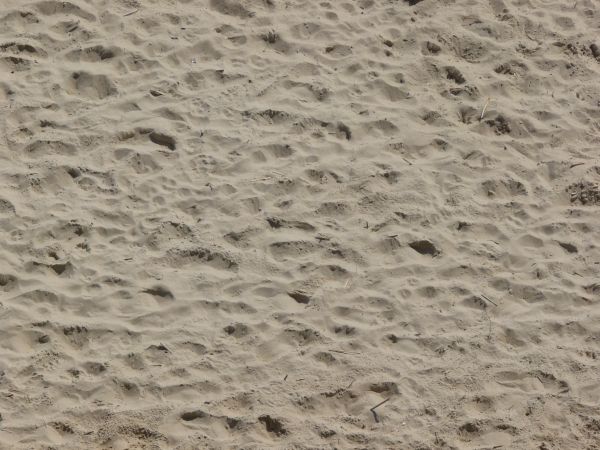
480 97 491 121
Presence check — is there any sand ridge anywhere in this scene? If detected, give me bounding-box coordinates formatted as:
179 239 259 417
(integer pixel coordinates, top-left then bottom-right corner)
0 0 599 448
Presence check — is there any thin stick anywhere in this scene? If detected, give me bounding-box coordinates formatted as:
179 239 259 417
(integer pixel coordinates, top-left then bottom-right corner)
124 9 139 16
480 294 498 307
484 310 492 341
330 349 360 355
480 97 491 121
370 397 390 423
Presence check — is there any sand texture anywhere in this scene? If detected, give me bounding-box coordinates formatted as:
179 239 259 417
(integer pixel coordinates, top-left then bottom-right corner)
1 0 600 448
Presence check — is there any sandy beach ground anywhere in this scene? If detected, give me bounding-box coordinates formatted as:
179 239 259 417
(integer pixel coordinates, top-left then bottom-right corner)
1 0 600 448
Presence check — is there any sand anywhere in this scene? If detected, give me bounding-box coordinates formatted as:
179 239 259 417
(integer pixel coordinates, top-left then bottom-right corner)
1 0 600 448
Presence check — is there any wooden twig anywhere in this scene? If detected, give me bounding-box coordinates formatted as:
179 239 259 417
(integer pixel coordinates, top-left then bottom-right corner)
570 162 584 169
484 310 493 341
346 379 355 389
124 9 139 16
330 349 360 355
480 294 497 307
370 397 390 423
480 97 491 121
